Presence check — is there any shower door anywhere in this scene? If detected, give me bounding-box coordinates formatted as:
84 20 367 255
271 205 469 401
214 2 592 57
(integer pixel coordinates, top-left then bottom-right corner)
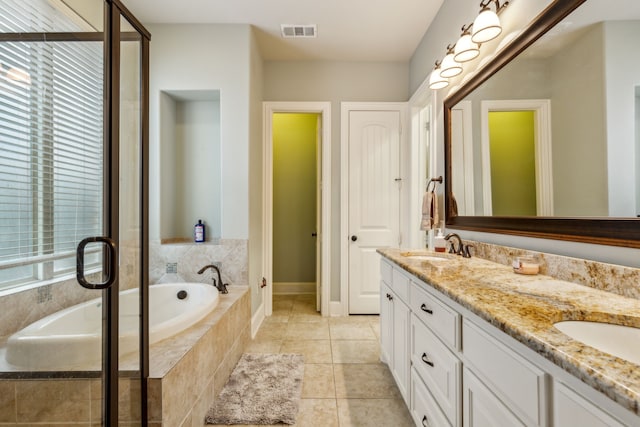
0 0 149 425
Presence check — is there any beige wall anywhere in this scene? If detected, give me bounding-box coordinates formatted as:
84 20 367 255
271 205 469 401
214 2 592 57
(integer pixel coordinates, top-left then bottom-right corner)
264 61 409 300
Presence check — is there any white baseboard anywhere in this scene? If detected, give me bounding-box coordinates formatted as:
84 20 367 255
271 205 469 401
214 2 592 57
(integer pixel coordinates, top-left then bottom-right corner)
329 301 344 317
251 301 265 338
273 282 316 295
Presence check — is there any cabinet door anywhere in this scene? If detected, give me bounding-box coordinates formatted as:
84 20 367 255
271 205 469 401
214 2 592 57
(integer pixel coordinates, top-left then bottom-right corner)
553 381 625 427
463 368 526 427
380 281 393 365
392 293 410 402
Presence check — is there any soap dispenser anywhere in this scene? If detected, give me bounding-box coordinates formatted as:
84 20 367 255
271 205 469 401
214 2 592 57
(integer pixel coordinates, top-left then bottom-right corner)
434 229 446 252
194 219 205 243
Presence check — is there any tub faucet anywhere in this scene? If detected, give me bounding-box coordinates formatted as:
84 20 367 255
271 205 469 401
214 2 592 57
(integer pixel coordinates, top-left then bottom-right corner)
444 233 473 258
197 264 228 293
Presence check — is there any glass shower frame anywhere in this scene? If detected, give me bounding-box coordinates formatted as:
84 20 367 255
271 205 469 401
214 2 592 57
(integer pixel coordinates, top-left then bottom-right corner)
0 0 150 425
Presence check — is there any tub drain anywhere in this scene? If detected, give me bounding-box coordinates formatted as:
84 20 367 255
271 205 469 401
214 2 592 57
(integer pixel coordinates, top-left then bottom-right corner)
177 290 188 300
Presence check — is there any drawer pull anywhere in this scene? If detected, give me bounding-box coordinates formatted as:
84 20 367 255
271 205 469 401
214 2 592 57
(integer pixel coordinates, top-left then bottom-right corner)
422 415 429 426
420 303 433 314
421 352 434 367
388 293 393 301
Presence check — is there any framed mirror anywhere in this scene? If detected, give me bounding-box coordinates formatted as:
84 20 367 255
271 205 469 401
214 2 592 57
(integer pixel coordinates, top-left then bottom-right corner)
444 0 640 248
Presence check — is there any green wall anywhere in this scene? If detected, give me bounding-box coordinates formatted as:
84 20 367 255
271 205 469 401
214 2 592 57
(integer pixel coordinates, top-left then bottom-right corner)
489 111 537 216
273 113 318 283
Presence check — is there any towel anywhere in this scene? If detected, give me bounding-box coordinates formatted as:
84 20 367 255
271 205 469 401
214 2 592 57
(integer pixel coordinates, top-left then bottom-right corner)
420 190 439 230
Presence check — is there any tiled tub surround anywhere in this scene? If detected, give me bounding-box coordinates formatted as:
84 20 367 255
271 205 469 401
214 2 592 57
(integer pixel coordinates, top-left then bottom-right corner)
150 239 248 288
0 286 250 426
378 248 640 418
148 285 250 427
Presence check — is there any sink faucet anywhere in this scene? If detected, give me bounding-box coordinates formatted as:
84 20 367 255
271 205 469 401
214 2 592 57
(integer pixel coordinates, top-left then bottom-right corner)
197 264 228 293
444 233 473 258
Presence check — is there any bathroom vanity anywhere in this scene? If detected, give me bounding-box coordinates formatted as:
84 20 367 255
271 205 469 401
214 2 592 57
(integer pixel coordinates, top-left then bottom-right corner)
379 249 640 427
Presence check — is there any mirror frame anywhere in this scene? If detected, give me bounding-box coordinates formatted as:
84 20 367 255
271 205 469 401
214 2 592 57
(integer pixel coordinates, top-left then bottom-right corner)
444 0 640 249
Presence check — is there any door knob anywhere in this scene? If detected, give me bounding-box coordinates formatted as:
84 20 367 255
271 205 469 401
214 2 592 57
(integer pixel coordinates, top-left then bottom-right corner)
351 235 358 242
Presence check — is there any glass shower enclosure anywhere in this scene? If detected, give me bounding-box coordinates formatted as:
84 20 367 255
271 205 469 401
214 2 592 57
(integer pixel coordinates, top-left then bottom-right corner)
0 0 149 425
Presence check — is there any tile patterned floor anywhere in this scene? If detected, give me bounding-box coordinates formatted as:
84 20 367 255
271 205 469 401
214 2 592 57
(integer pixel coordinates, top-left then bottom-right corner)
210 294 414 427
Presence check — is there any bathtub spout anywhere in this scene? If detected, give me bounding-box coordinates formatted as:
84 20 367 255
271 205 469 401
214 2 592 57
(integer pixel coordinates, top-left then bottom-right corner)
197 264 229 294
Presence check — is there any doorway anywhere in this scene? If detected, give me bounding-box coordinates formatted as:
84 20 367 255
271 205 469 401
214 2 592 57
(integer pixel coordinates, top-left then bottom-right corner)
272 113 319 298
480 99 553 216
263 102 331 318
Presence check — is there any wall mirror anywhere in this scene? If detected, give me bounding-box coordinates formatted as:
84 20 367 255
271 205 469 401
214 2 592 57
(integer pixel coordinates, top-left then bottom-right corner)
444 0 640 247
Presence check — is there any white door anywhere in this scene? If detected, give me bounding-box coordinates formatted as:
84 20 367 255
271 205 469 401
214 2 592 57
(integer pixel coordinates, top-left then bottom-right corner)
347 110 401 314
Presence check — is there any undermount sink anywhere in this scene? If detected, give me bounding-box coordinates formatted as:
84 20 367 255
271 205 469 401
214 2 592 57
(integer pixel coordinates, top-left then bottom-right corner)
553 320 640 365
400 251 455 262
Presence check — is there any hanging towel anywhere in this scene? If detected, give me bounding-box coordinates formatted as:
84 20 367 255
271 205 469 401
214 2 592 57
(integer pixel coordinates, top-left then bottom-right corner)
420 190 439 230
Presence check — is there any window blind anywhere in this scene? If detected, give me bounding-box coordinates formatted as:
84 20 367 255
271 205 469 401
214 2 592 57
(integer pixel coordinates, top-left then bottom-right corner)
0 0 103 288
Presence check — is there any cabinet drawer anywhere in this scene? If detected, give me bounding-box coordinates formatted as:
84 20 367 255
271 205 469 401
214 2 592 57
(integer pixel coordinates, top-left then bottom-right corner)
463 319 548 426
411 314 461 426
381 259 392 285
410 281 460 350
411 368 452 427
391 267 410 303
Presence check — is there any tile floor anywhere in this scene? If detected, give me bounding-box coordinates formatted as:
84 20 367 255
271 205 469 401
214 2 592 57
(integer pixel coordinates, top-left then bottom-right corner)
210 294 414 427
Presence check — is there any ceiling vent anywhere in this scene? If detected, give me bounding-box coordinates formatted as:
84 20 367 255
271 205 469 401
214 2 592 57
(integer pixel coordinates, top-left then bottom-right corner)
280 24 317 38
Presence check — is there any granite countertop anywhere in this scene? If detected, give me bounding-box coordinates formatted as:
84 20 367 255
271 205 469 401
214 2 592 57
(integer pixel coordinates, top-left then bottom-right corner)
378 248 640 415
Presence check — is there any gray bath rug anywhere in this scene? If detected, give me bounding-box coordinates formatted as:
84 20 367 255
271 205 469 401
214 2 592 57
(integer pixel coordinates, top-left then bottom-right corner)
205 353 304 425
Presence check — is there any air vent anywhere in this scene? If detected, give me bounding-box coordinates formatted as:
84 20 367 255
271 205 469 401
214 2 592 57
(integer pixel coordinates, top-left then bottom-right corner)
281 24 317 38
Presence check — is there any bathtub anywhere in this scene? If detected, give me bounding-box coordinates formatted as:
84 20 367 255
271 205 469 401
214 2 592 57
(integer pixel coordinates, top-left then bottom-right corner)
4 282 219 370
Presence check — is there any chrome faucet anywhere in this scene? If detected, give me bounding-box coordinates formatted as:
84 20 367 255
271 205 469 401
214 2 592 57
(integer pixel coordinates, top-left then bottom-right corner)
444 233 473 258
197 264 228 293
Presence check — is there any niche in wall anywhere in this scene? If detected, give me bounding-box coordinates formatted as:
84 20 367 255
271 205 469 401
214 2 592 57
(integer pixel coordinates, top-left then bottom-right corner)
160 90 221 243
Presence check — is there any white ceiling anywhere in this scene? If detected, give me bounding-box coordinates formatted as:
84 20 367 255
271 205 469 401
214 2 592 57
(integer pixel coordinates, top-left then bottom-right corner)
122 0 444 61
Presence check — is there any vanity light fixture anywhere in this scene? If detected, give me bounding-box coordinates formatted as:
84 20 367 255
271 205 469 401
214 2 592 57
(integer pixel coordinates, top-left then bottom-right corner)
428 61 449 90
454 24 480 62
439 44 462 78
471 0 509 44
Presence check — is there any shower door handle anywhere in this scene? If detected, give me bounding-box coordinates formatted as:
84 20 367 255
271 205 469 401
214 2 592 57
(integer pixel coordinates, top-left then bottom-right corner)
76 236 118 290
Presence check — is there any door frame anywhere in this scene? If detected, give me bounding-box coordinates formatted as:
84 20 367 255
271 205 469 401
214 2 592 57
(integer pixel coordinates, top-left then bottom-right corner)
340 102 407 316
480 99 553 216
263 102 331 317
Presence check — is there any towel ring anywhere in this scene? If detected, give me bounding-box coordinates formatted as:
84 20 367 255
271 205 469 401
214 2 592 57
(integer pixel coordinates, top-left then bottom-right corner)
426 176 443 192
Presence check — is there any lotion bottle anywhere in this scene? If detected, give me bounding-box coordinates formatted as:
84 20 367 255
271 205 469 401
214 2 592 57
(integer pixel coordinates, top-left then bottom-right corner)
194 219 205 243
434 228 446 252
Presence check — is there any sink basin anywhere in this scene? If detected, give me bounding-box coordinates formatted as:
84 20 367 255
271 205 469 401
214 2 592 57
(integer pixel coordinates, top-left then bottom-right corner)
553 321 640 365
400 251 454 262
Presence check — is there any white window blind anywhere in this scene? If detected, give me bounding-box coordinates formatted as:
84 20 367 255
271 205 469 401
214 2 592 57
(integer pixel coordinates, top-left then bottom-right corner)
0 0 104 289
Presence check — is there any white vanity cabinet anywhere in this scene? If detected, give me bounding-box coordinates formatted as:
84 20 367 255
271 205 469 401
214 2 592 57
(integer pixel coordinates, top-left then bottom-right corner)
380 260 411 403
380 258 638 427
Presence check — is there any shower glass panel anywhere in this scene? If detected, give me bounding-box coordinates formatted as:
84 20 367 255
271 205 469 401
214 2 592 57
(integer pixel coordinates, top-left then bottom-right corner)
118 13 144 423
0 0 150 425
